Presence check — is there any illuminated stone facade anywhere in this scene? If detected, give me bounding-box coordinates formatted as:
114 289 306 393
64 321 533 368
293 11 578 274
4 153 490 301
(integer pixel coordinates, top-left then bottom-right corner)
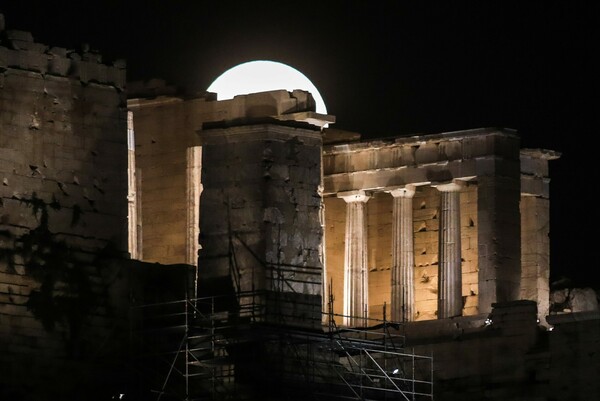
321 128 561 327
127 88 558 328
1 14 598 401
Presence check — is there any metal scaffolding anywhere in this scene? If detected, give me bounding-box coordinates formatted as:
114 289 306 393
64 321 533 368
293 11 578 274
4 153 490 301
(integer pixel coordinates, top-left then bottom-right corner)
129 291 433 401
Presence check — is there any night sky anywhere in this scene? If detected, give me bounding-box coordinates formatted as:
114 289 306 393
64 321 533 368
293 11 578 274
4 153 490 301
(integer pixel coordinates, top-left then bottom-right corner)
1 1 597 289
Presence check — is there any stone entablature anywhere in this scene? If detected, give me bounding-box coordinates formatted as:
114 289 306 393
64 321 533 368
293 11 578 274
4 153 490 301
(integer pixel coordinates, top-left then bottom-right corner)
520 148 560 198
322 127 519 195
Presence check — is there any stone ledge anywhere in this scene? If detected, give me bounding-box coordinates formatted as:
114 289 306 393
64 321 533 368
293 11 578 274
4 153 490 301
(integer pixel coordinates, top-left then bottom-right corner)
547 310 600 325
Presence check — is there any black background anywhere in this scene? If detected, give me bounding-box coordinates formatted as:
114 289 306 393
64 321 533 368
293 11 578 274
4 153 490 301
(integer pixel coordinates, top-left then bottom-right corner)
1 1 597 290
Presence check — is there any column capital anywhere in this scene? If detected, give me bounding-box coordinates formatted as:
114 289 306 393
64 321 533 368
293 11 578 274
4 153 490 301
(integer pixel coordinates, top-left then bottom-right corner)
388 184 416 198
433 180 465 193
338 190 371 203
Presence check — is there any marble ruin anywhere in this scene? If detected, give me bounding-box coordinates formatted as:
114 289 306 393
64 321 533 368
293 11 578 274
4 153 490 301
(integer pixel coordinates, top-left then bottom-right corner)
1 14 599 401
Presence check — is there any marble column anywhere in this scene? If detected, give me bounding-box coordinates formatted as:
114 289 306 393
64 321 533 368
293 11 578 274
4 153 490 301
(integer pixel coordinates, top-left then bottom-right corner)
390 186 416 322
338 191 371 327
436 182 463 319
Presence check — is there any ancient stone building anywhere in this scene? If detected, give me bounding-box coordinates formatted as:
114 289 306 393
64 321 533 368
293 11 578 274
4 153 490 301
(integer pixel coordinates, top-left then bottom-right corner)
128 87 558 325
126 80 600 400
1 13 599 401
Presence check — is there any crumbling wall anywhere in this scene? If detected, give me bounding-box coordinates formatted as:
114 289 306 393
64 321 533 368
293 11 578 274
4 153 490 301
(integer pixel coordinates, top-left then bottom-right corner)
0 17 130 400
198 123 324 328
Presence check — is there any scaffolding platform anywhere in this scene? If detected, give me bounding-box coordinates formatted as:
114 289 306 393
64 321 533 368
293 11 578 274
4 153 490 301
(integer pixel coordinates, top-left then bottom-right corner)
129 292 433 401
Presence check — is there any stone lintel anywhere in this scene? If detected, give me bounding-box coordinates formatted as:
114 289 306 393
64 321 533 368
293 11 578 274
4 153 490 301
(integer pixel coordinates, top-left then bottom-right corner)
547 311 600 325
323 160 478 196
197 123 323 146
127 96 184 109
521 175 550 198
520 151 556 177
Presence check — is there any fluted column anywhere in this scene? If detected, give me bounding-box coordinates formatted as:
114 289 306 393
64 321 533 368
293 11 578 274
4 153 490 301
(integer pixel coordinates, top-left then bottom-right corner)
390 186 416 322
338 191 371 327
436 182 463 319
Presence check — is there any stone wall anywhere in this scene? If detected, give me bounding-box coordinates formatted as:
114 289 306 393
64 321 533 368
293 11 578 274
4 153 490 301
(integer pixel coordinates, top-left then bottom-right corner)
547 311 600 400
520 148 560 327
197 122 324 328
127 96 202 265
0 18 130 400
408 301 548 400
366 192 393 320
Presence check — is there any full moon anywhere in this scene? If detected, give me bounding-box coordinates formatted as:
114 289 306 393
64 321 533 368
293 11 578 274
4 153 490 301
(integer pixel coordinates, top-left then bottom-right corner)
207 60 328 115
